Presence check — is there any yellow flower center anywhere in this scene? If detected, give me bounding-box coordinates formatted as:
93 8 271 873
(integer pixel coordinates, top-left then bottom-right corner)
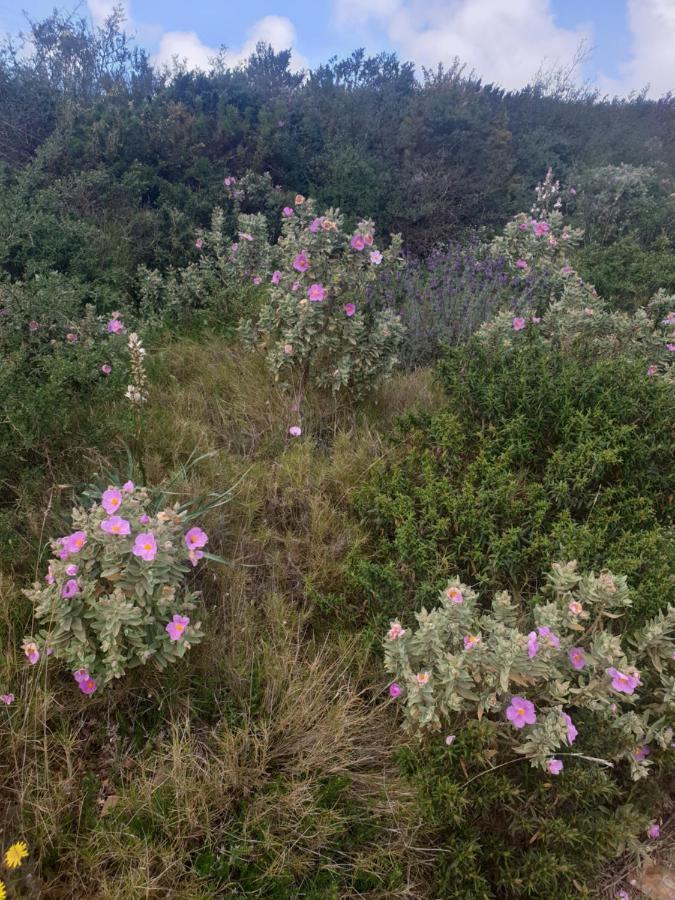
176 624 185 633
144 543 152 551
517 707 525 716
112 525 120 533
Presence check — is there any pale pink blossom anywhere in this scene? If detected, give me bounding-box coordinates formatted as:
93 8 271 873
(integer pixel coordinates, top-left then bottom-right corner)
289 425 302 437
387 621 406 640
132 532 157 561
166 614 190 642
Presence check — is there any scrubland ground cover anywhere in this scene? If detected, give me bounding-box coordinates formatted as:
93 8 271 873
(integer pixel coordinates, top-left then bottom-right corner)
1 10 674 899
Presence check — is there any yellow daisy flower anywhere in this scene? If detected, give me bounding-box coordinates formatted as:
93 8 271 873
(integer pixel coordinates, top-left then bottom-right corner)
0 878 6 899
4 840 28 869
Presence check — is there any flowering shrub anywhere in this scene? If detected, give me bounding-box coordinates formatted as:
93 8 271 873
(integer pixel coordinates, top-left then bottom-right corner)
489 168 583 296
476 277 675 380
240 196 404 394
137 205 271 325
22 482 209 690
384 561 674 779
376 241 544 368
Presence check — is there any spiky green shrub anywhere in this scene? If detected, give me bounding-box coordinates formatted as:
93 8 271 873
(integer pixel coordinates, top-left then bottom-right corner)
396 726 665 899
22 481 209 691
240 196 404 395
348 336 674 626
384 561 674 778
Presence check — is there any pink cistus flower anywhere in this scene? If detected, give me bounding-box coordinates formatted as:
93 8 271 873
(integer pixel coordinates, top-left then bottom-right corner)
107 319 125 334
288 425 302 437
24 642 40 665
531 316 541 324
463 634 481 650
122 480 134 493
370 250 383 265
344 303 356 317
291 281 300 292
444 734 455 745
512 316 526 331
239 232 253 242
533 221 549 236
139 514 151 525
101 363 112 375
132 532 157 562
102 488 123 514
607 667 639 695
293 251 310 273
389 682 402 698
188 549 204 567
569 187 577 195
416 672 430 686
66 332 78 344
633 744 650 762
223 176 237 187
648 823 661 839
445 586 463 604
166 614 190 642
363 234 374 246
252 275 262 285
308 217 324 233
506 696 536 729
615 891 629 900
568 647 586 670
537 626 560 650
45 565 55 585
661 311 675 325
79 677 97 695
73 668 90 684
647 365 658 377
562 711 577 744
28 320 39 331
61 579 79 599
527 631 538 659
667 343 675 352
568 600 583 616
308 283 326 302
185 527 208 551
282 206 294 217
518 222 528 230
350 234 366 251
283 343 293 355
548 237 558 247
195 238 203 250
515 259 528 269
547 758 563 775
387 621 406 640
65 531 87 554
271 270 282 285
0 693 15 705
561 265 574 276
101 516 131 536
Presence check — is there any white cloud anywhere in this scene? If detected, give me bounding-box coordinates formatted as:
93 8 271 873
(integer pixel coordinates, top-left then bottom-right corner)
599 0 675 97
151 14 306 73
152 30 218 70
223 15 308 71
87 0 132 28
334 0 590 90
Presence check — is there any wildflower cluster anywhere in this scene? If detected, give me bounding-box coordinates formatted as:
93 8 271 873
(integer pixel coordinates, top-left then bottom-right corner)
487 168 581 301
240 195 404 394
384 561 675 779
23 482 207 690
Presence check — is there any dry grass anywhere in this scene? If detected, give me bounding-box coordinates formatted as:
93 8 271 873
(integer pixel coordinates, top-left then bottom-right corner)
0 337 438 897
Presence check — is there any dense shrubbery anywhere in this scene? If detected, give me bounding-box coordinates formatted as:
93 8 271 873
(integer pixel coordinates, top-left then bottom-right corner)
349 335 674 625
0 275 134 563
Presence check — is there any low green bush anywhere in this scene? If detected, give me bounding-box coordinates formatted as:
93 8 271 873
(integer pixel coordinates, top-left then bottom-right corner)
348 337 674 627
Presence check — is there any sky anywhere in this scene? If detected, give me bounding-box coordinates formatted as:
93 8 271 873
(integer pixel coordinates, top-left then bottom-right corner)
1 0 674 97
